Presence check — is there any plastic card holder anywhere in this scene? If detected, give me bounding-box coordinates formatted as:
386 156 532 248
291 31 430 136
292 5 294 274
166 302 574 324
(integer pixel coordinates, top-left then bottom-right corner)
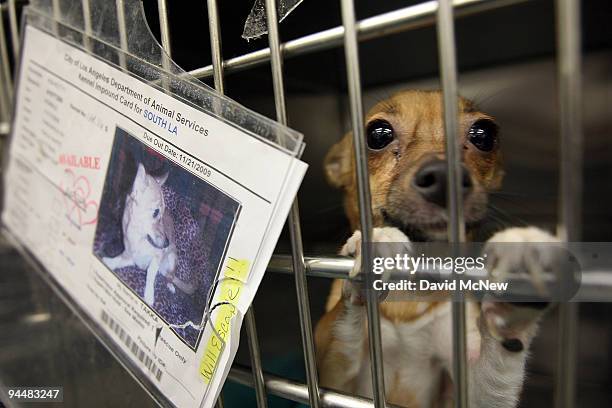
1 1 308 407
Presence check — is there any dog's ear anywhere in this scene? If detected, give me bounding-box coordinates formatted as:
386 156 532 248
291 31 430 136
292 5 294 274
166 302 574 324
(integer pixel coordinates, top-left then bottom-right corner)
324 133 353 189
155 172 169 186
133 163 147 192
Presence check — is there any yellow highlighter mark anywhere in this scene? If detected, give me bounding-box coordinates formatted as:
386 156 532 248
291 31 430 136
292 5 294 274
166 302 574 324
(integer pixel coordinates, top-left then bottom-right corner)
200 258 250 383
224 257 250 281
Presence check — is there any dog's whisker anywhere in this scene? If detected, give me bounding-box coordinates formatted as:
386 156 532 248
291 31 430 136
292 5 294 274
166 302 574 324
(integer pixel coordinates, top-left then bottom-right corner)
487 203 529 227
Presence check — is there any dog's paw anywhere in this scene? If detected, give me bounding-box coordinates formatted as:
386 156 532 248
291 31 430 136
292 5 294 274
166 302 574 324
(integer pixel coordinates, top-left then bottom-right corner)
481 227 560 349
480 300 546 352
341 227 410 277
166 282 176 294
340 227 410 305
485 226 560 296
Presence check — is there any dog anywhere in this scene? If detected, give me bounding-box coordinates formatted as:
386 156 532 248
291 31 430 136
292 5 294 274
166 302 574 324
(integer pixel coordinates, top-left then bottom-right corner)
103 163 195 305
315 90 559 407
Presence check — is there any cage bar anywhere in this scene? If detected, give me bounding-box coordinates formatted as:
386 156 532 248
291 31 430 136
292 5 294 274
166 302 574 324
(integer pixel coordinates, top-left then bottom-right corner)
555 0 583 407
7 0 19 60
203 1 267 406
229 365 405 408
0 5 11 123
0 4 13 103
81 0 93 51
436 0 469 407
115 0 128 68
188 0 529 81
157 0 172 89
339 0 387 407
264 0 322 406
206 0 224 93
244 308 268 408
157 0 171 56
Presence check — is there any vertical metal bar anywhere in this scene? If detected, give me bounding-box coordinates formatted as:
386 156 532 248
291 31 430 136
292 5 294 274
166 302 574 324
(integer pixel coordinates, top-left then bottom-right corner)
436 1 468 407
157 0 172 90
7 0 19 61
0 4 13 95
206 1 268 406
0 75 7 124
263 2 321 408
555 0 582 407
82 0 93 51
556 0 582 241
245 308 268 408
207 0 224 93
215 395 225 408
339 1 386 407
0 90 7 125
115 0 128 69
0 3 14 121
157 0 171 56
51 0 61 35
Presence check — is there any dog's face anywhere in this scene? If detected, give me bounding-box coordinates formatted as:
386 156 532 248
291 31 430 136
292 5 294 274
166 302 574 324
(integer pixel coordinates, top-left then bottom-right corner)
130 163 170 249
325 90 504 241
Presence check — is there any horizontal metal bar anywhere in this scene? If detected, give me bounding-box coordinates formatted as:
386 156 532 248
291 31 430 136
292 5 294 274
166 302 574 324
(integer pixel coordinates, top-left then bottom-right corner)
228 365 403 408
188 0 529 80
268 255 612 301
269 255 354 279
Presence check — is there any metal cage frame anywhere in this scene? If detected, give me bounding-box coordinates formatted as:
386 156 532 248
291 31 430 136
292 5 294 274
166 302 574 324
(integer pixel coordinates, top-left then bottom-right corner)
0 0 587 407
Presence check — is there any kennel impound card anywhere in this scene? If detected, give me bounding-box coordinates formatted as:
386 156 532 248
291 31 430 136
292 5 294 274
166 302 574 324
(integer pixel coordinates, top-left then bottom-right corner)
2 25 307 408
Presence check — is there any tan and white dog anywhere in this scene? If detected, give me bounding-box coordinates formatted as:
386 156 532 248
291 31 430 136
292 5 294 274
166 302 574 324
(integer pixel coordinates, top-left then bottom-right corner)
103 163 194 305
315 90 558 407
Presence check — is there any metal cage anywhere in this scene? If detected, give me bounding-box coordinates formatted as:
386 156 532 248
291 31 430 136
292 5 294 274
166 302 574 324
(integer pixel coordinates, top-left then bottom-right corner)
0 0 590 407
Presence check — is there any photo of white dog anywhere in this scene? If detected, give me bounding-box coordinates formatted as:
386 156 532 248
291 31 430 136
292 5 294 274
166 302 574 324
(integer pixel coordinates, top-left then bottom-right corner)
102 163 194 306
94 127 241 348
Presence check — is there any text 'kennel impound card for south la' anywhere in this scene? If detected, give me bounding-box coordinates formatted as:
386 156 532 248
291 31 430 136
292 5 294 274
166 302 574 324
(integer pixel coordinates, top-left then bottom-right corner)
2 24 307 408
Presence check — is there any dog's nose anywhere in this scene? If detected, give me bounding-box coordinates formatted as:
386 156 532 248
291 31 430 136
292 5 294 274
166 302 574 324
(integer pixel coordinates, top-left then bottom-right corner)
413 160 472 208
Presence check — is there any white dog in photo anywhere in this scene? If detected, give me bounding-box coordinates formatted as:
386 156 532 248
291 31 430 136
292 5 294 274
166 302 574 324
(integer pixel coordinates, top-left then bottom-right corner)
103 163 194 305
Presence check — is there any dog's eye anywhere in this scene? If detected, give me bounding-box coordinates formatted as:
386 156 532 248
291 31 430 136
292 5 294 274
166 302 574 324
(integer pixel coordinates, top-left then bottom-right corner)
367 120 394 150
153 209 160 218
468 120 498 152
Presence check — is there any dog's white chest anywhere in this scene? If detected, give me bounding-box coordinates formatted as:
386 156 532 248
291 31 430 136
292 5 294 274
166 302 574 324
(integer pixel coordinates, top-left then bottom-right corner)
354 310 446 406
133 249 154 270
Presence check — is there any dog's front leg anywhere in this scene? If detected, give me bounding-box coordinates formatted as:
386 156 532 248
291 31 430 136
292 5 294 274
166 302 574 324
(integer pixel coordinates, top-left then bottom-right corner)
316 297 366 392
444 303 540 408
316 227 410 393
144 257 160 306
316 230 369 391
450 227 558 408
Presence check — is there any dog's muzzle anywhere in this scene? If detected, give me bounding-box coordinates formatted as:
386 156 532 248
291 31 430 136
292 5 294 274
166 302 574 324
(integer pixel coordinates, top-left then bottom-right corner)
413 159 473 208
147 234 170 249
